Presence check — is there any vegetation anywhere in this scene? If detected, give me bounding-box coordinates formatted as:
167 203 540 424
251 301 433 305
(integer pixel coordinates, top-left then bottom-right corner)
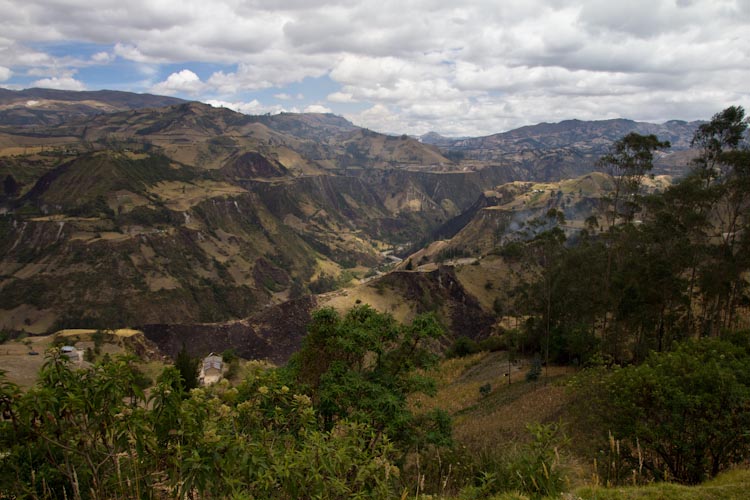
286 305 450 450
0 353 397 499
575 468 750 500
2 99 750 498
505 106 750 365
573 337 750 485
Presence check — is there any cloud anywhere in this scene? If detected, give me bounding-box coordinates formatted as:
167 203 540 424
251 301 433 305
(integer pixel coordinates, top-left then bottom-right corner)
151 69 205 95
113 43 166 64
91 51 115 64
0 0 748 135
205 99 285 115
304 104 332 113
274 92 304 100
0 66 11 81
31 76 86 90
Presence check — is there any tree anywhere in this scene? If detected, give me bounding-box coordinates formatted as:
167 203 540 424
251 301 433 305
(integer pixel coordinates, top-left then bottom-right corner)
577 338 750 484
598 132 671 228
2 174 19 197
597 133 670 357
287 304 448 448
687 106 750 335
691 105 747 185
174 344 199 392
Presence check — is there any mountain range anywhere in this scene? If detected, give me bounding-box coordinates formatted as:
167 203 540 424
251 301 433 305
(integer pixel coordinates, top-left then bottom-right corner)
0 88 703 360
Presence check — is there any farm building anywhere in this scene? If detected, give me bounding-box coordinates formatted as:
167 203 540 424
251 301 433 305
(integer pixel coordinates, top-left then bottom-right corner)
199 354 223 385
60 345 82 365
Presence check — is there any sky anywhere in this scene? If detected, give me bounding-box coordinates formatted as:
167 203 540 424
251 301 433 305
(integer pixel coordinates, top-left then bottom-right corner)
0 0 748 137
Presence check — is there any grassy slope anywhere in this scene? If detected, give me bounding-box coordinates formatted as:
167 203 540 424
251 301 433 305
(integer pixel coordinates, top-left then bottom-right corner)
414 353 750 500
413 352 576 449
573 469 750 500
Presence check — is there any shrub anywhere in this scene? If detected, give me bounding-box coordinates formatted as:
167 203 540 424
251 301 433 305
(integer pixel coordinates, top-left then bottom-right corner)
479 336 506 352
574 338 750 484
525 356 542 382
448 336 481 358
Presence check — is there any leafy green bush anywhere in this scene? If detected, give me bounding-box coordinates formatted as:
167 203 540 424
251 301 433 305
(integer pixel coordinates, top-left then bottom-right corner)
0 351 398 499
448 336 481 358
574 337 750 484
287 305 448 449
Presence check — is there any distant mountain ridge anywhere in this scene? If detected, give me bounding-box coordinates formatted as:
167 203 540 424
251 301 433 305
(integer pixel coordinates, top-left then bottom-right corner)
420 118 700 150
0 88 186 127
420 117 701 180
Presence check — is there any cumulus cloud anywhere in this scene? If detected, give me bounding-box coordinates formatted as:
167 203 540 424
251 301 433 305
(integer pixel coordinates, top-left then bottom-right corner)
150 69 205 96
205 99 285 115
304 104 332 113
31 76 86 90
91 51 115 64
0 66 11 81
1 0 748 135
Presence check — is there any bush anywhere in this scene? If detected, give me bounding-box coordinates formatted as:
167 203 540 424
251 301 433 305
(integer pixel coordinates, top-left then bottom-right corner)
574 338 750 484
0 352 397 499
479 335 506 352
459 422 569 499
510 422 569 498
525 356 542 382
448 336 481 358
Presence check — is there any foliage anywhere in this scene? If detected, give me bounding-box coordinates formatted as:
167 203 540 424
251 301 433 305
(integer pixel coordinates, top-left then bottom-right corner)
287 305 449 451
479 383 492 397
174 344 199 393
573 337 750 485
0 351 398 499
597 132 670 226
575 468 750 500
448 336 481 358
509 422 569 498
3 174 19 197
458 422 569 500
506 106 750 363
525 356 542 382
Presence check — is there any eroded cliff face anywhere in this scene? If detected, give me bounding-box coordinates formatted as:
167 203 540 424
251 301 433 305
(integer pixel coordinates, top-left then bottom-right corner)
377 267 496 341
1 156 517 333
141 296 317 363
139 265 494 363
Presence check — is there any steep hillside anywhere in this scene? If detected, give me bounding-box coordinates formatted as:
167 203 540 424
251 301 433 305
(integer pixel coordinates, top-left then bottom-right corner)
409 171 672 263
0 91 701 364
0 102 513 334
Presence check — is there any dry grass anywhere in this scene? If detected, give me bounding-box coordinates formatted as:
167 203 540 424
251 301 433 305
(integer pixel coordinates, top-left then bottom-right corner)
0 146 45 157
57 328 142 338
410 351 576 454
455 375 572 450
148 180 247 211
0 304 56 334
0 336 54 388
319 281 416 324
